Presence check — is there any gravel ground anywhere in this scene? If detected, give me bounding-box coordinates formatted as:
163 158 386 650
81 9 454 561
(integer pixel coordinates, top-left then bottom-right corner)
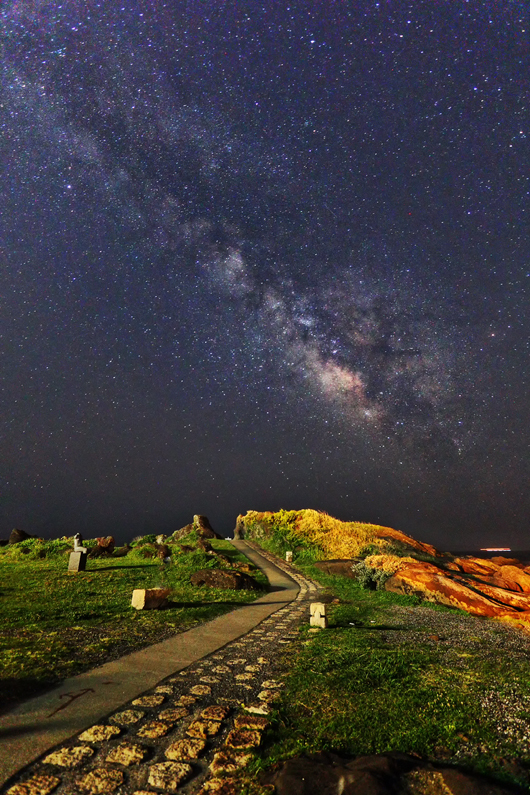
381 602 530 771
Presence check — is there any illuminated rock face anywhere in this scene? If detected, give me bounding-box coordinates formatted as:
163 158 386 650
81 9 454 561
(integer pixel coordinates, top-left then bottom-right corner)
385 563 516 618
359 555 530 631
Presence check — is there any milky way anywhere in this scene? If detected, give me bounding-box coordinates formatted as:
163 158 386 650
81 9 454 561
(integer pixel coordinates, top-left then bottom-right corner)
1 1 529 547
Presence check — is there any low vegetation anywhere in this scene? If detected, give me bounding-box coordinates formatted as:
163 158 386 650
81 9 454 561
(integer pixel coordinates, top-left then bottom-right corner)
0 534 266 714
240 508 439 560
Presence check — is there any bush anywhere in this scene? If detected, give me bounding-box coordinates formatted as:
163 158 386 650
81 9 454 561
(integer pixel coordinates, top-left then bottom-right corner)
351 560 393 591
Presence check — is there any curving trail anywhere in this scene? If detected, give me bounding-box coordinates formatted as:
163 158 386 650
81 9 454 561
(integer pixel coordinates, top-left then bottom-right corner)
0 541 320 792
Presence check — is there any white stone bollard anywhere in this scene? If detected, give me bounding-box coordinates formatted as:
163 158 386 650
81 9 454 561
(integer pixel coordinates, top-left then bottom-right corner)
285 550 293 563
131 588 171 610
310 602 328 629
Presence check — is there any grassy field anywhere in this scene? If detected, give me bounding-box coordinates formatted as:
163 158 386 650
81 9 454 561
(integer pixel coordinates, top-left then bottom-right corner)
245 531 530 790
0 536 266 714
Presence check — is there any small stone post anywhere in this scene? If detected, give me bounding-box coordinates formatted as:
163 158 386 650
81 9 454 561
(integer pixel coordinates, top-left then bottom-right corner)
310 602 328 629
285 550 293 563
68 533 87 572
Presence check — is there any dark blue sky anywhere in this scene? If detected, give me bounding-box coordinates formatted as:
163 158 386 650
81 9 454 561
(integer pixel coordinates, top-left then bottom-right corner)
1 0 529 548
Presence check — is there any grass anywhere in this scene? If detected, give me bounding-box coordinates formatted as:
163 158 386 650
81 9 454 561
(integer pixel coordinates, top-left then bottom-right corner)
0 536 266 713
240 508 438 559
244 537 530 790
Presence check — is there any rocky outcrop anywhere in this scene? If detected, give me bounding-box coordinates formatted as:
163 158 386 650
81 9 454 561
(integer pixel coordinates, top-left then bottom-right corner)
452 557 500 577
190 569 259 590
193 515 223 540
261 751 523 795
173 523 194 539
385 562 516 618
8 528 33 544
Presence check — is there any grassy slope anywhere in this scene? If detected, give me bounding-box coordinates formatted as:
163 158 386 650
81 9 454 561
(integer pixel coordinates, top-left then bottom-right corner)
244 514 530 790
0 537 266 714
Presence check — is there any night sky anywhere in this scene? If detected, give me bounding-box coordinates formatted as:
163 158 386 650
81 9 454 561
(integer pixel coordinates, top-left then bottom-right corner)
1 1 529 549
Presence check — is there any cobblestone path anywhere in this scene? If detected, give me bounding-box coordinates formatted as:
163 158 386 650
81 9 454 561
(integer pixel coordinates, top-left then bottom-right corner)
2 546 320 795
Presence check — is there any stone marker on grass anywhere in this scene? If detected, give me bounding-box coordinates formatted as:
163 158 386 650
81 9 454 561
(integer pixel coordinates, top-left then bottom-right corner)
285 551 293 563
131 588 171 610
310 602 328 629
68 533 87 573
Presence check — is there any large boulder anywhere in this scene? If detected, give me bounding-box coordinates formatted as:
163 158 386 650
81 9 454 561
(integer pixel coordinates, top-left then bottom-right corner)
193 515 223 540
261 751 522 795
190 569 259 590
492 565 530 594
9 528 32 544
88 536 115 557
313 559 359 578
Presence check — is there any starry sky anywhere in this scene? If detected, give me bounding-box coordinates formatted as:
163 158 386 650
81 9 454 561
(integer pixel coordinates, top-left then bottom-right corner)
1 0 529 549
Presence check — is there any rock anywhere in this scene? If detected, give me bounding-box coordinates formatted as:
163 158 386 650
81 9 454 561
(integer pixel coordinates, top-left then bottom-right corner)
105 743 146 765
224 728 262 749
190 569 259 590
209 750 252 776
198 780 240 795
158 707 189 723
465 579 530 610
190 684 212 696
88 536 115 557
452 557 500 576
261 752 522 795
77 768 124 794
233 714 269 731
196 537 214 553
200 705 230 721
313 559 359 578
113 545 130 557
173 524 194 539
109 709 145 725
147 762 192 791
165 738 206 761
234 515 245 539
186 719 222 739
131 588 170 610
137 721 172 739
6 777 61 795
131 695 165 707
491 556 523 566
384 562 516 618
494 565 530 593
194 514 224 539
8 528 32 544
43 746 94 767
78 725 121 742
156 543 171 560
443 561 462 571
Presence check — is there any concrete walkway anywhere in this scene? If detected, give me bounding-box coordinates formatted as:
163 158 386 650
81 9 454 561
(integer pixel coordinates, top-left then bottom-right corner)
0 541 303 787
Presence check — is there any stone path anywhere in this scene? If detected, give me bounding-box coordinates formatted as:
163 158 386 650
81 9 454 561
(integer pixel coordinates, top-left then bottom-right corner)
1 542 320 795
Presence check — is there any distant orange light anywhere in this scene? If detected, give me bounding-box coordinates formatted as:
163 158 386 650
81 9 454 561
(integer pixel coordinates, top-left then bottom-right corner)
480 547 511 552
